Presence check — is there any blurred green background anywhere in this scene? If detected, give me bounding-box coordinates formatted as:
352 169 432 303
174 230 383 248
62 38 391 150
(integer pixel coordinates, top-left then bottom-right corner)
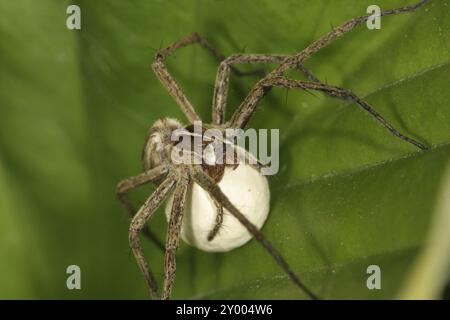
0 0 449 299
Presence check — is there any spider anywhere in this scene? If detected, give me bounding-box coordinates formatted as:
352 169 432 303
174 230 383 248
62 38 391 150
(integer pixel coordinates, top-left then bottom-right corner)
116 0 430 300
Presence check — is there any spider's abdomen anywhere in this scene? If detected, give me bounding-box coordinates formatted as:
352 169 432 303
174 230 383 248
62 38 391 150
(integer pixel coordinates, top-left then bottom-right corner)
165 163 270 252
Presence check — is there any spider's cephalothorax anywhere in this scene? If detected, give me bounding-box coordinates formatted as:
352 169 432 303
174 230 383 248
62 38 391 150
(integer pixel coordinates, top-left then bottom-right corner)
142 117 236 181
142 117 183 172
117 0 431 300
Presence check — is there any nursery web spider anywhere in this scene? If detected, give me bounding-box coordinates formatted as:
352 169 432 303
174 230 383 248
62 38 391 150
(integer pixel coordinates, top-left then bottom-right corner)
116 0 430 300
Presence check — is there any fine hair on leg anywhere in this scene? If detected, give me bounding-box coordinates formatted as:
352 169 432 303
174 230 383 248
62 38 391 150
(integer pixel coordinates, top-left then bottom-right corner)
116 165 169 251
129 175 177 299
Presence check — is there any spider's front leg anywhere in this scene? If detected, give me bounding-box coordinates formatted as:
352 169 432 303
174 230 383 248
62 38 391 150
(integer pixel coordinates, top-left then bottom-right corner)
189 164 318 300
212 53 320 125
229 70 428 149
151 32 266 123
129 175 177 300
229 0 432 134
270 0 432 76
261 76 429 150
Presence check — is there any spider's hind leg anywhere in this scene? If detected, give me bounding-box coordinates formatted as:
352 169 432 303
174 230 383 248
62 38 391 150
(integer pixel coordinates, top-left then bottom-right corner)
207 200 224 242
206 142 267 242
229 0 432 129
116 165 169 251
190 164 319 300
128 175 177 300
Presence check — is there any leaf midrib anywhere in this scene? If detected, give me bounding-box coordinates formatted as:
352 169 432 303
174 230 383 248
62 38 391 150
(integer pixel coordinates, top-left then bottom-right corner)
273 141 450 193
191 244 419 299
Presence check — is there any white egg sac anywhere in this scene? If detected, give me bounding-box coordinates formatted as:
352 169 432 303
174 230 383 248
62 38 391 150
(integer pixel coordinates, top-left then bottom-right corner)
165 163 270 252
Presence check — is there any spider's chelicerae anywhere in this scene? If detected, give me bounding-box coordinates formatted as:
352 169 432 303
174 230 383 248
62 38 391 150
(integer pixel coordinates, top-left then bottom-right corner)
116 0 431 300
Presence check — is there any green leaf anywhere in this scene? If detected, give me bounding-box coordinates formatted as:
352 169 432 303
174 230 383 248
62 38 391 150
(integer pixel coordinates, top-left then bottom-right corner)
0 0 448 299
399 160 450 299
